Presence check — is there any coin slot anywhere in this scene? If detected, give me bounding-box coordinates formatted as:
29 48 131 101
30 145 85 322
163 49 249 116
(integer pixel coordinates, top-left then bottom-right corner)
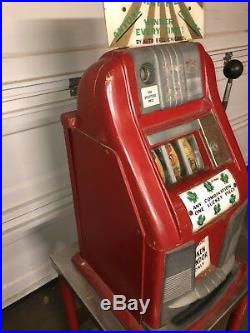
139 63 155 84
199 114 231 166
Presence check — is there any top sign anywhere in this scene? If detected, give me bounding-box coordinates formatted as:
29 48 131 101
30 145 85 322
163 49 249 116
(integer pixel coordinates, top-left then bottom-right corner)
103 2 204 48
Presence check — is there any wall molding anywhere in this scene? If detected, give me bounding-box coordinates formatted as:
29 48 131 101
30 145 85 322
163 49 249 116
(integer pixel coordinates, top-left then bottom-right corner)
3 184 71 223
2 72 80 136
3 186 73 244
201 31 247 53
2 213 77 309
2 100 77 136
230 113 248 131
3 47 106 84
2 262 58 309
2 43 248 137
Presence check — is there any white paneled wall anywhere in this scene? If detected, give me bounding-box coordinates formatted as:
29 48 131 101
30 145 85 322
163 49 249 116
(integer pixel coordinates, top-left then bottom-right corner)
2 2 248 308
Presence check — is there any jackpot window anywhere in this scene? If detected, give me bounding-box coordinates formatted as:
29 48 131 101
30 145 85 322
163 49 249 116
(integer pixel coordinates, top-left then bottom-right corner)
152 134 204 185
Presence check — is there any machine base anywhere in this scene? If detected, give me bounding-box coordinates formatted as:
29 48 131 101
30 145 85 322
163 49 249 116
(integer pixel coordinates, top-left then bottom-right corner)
186 261 247 330
145 262 247 330
73 252 247 330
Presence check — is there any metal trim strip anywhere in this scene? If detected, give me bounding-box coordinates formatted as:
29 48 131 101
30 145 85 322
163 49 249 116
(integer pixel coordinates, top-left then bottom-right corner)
147 120 200 145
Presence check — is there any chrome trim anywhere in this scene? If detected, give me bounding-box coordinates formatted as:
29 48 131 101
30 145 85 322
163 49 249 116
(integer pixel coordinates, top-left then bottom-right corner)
147 120 200 145
168 255 235 309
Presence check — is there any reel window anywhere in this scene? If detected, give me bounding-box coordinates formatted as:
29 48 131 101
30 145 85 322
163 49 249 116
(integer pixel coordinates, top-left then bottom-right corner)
152 135 204 185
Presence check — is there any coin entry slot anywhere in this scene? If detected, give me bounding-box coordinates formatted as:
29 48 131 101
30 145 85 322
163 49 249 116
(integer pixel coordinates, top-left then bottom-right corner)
139 63 155 84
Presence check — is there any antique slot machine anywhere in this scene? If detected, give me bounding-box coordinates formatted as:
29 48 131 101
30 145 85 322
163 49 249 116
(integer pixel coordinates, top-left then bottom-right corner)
61 42 247 329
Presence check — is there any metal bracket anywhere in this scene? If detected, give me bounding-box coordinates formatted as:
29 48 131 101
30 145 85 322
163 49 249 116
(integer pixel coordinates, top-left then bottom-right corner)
223 52 233 65
69 77 81 97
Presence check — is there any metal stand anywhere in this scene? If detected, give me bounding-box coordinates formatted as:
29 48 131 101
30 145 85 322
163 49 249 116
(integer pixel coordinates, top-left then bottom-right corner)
50 243 125 331
51 243 247 331
58 276 80 330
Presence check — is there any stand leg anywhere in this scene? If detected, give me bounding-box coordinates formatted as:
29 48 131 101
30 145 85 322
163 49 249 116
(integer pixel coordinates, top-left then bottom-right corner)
227 293 248 330
59 275 80 330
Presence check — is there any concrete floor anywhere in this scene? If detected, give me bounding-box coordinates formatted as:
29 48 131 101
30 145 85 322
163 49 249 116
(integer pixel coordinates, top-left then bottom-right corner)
2 219 248 331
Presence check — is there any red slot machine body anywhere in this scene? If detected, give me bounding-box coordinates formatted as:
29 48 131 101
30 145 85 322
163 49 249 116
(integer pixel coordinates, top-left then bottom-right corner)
61 42 247 330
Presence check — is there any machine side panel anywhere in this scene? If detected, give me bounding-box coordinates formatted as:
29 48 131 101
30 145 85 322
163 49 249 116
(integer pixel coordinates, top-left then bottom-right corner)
61 112 84 252
70 129 144 319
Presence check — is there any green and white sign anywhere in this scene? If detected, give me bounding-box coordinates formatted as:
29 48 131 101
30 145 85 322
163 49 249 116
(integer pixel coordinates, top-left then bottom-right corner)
179 169 239 232
103 2 204 48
